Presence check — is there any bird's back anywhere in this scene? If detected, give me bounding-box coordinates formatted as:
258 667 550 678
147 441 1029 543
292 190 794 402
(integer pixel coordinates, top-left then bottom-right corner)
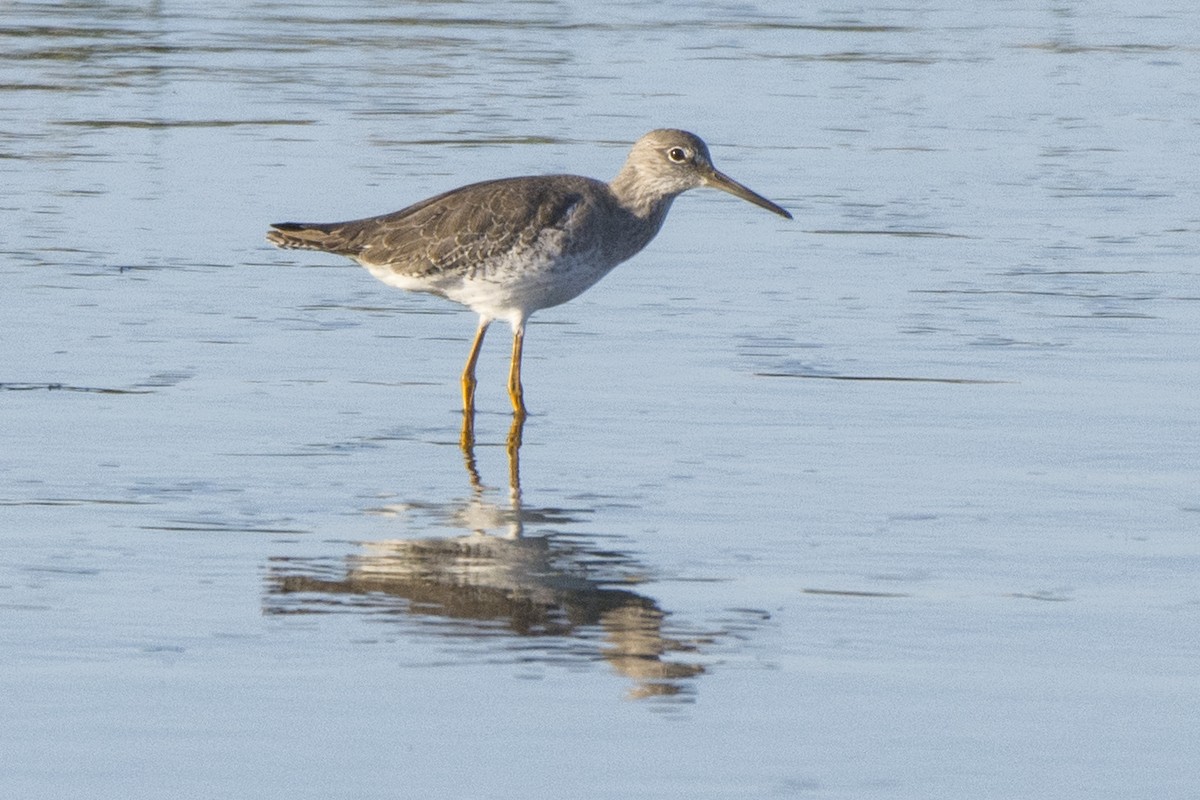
268 174 619 278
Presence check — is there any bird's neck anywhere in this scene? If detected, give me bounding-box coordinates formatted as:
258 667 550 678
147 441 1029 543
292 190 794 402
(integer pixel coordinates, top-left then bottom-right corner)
609 165 680 220
599 184 675 264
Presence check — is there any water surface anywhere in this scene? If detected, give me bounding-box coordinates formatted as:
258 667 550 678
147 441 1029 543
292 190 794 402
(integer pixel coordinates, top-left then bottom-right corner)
2 2 1198 798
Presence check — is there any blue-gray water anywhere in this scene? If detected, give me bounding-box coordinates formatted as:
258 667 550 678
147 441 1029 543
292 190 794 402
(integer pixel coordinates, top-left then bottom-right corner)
2 2 1198 798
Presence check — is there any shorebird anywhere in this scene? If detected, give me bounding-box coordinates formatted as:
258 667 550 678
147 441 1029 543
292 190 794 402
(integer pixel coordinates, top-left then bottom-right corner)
267 129 791 418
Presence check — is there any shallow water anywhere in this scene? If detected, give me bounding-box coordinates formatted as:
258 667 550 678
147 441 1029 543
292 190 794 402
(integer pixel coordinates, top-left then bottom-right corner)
3 1 1199 798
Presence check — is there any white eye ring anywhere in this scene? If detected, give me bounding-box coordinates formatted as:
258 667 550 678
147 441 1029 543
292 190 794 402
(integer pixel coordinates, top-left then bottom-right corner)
667 147 688 163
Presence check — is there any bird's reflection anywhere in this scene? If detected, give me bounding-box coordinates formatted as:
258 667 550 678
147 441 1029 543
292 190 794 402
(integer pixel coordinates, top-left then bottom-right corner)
265 411 709 700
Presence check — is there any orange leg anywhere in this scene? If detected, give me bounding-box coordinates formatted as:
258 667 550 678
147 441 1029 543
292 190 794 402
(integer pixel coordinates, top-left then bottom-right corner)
507 326 527 418
461 319 490 415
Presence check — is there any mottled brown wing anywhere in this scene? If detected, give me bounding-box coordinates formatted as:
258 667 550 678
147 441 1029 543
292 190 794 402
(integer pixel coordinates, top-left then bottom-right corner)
268 175 600 279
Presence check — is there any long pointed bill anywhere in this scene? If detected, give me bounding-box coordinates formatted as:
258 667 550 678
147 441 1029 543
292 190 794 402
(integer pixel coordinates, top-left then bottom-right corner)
704 168 792 219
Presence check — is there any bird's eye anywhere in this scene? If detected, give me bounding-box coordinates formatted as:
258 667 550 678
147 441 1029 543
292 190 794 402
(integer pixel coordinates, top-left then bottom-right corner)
667 147 688 163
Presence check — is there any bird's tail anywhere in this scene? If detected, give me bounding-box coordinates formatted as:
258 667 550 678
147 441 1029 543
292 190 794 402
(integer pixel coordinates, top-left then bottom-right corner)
266 222 353 254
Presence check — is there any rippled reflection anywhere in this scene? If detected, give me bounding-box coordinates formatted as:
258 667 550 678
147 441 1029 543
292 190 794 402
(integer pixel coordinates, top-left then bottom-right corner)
266 413 709 700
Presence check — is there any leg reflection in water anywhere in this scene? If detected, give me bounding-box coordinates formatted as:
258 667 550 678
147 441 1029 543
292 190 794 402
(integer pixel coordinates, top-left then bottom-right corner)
459 406 526 538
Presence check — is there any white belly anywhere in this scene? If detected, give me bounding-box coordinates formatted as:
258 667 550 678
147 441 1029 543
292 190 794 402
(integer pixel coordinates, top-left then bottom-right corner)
361 243 620 327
